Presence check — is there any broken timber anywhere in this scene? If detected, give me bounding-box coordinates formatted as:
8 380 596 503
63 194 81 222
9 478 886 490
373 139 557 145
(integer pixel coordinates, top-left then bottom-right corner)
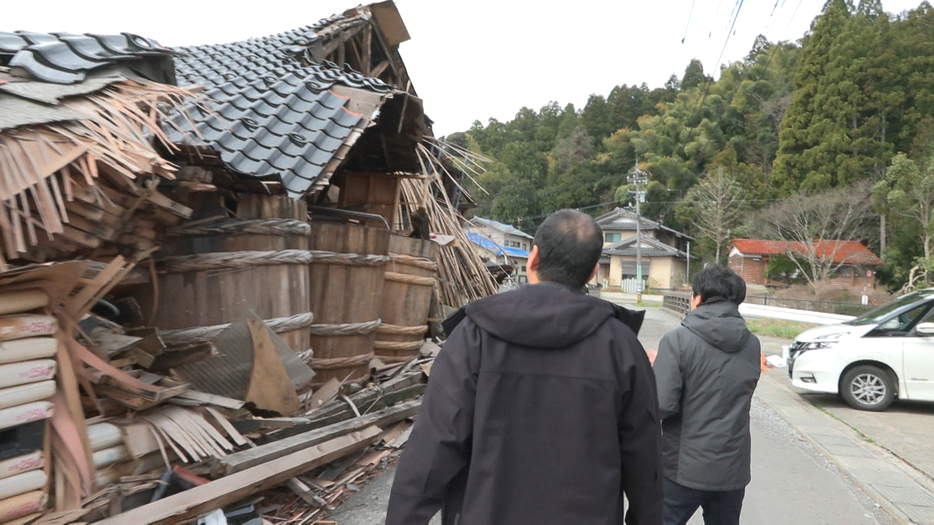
96 427 381 525
219 398 420 475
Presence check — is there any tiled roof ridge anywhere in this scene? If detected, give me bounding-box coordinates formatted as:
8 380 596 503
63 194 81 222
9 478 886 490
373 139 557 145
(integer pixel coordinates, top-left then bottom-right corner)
176 15 345 51
0 30 175 84
171 13 392 96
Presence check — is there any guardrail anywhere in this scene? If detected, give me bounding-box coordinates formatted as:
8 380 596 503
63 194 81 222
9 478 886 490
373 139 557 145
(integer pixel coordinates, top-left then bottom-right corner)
738 303 854 325
744 294 874 317
662 291 857 325
663 292 691 315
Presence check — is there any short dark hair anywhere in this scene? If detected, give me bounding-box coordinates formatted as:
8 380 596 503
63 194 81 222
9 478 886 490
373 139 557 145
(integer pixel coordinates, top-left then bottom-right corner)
532 209 603 287
692 265 746 305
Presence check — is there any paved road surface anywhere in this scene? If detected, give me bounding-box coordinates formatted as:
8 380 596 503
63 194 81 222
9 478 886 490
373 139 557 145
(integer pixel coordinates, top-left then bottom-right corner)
327 306 892 524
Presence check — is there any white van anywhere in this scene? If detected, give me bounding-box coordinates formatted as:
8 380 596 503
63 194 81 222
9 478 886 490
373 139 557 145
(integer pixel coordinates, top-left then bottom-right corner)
787 288 934 411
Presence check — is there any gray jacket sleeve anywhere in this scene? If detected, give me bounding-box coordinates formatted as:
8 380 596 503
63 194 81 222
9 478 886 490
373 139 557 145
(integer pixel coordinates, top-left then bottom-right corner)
654 331 683 420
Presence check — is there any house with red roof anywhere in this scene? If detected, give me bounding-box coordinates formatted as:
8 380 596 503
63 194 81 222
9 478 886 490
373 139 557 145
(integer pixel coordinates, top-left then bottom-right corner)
728 238 883 287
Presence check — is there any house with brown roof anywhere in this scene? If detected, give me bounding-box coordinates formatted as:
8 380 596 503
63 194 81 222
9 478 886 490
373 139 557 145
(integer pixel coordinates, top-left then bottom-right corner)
728 238 884 287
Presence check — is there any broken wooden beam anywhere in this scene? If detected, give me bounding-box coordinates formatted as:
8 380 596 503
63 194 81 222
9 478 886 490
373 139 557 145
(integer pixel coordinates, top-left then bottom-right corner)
219 399 420 476
308 372 423 421
96 427 381 525
304 384 425 432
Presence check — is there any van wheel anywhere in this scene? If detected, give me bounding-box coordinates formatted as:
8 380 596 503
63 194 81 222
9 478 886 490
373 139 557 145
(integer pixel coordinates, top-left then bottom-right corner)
840 365 895 411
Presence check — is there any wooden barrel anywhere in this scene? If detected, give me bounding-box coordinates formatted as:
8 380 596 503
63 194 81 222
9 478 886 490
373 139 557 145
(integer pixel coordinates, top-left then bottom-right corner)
136 218 313 356
307 220 389 386
374 235 438 363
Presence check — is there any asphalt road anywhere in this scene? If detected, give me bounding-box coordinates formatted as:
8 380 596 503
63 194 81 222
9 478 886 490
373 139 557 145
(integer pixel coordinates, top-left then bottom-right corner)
327 306 892 524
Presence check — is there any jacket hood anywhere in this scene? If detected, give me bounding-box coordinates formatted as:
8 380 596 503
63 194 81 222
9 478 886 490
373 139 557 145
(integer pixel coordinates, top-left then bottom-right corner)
682 297 751 353
463 283 617 349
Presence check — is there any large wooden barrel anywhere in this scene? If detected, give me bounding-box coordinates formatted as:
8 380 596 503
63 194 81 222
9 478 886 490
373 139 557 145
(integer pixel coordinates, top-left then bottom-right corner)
136 219 313 356
307 220 389 386
374 235 438 363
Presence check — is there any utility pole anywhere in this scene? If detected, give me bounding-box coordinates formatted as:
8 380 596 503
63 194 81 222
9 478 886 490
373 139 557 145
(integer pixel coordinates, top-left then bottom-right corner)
628 162 649 302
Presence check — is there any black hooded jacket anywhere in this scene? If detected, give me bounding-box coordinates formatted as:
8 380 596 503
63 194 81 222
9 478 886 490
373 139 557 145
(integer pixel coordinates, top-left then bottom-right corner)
653 297 761 492
386 283 663 525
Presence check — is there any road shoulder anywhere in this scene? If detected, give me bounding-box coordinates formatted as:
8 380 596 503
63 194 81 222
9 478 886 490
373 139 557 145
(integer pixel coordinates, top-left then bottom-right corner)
757 368 934 524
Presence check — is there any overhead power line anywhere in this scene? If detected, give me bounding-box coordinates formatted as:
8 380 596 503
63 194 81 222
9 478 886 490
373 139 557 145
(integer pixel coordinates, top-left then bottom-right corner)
683 0 699 43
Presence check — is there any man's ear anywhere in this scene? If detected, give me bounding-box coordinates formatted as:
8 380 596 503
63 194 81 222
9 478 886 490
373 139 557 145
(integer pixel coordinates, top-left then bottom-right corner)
527 245 541 284
588 262 599 282
527 245 540 272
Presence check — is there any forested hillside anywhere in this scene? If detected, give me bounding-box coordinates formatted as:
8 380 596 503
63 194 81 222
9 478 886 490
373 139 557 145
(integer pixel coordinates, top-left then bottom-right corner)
454 0 934 290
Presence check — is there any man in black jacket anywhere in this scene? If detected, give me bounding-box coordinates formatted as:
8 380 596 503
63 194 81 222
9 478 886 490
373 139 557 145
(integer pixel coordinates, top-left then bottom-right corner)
386 209 663 525
653 265 761 525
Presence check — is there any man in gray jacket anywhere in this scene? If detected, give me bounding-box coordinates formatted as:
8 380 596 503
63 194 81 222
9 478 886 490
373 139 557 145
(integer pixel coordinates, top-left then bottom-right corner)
653 265 761 525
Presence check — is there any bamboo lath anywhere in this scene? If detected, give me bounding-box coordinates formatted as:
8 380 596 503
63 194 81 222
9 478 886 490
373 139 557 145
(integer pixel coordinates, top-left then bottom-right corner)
0 80 204 268
399 142 497 307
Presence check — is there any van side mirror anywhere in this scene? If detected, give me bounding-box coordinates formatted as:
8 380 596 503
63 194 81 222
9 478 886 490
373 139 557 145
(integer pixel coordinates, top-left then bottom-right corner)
915 322 934 335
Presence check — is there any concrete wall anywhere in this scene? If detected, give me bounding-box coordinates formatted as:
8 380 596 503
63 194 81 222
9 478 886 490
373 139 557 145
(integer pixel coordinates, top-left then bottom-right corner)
608 255 684 288
609 256 624 287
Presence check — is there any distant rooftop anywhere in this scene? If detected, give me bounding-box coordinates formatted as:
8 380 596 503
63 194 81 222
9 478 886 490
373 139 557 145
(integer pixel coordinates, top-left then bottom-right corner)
603 235 689 259
466 232 529 258
595 207 693 241
731 238 883 265
466 217 534 240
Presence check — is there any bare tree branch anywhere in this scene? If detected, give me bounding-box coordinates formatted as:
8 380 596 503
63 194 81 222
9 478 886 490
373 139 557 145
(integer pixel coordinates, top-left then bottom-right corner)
756 182 876 291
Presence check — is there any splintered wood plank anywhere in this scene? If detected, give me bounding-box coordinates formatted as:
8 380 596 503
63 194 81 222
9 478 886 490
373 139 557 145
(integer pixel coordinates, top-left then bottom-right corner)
144 191 193 219
66 256 125 317
53 332 94 491
96 427 381 525
306 377 341 412
219 399 420 475
202 407 248 447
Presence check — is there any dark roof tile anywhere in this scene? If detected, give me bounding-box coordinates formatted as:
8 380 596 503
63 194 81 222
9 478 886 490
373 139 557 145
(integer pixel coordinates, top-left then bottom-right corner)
14 31 58 45
303 146 334 166
27 42 106 72
333 107 363 128
0 30 175 84
0 33 29 53
8 51 85 83
312 132 344 153
163 14 398 196
54 33 134 61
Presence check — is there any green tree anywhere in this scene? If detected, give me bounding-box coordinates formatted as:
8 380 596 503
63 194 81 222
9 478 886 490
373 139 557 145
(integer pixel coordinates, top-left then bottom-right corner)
873 152 934 288
681 59 712 90
580 95 615 143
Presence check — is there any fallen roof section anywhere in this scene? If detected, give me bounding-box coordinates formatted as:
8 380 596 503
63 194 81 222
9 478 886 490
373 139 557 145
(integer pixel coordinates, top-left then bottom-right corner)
166 10 423 198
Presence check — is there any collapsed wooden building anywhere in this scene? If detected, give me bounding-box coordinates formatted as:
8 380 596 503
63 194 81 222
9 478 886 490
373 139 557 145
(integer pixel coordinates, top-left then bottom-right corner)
0 3 494 522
